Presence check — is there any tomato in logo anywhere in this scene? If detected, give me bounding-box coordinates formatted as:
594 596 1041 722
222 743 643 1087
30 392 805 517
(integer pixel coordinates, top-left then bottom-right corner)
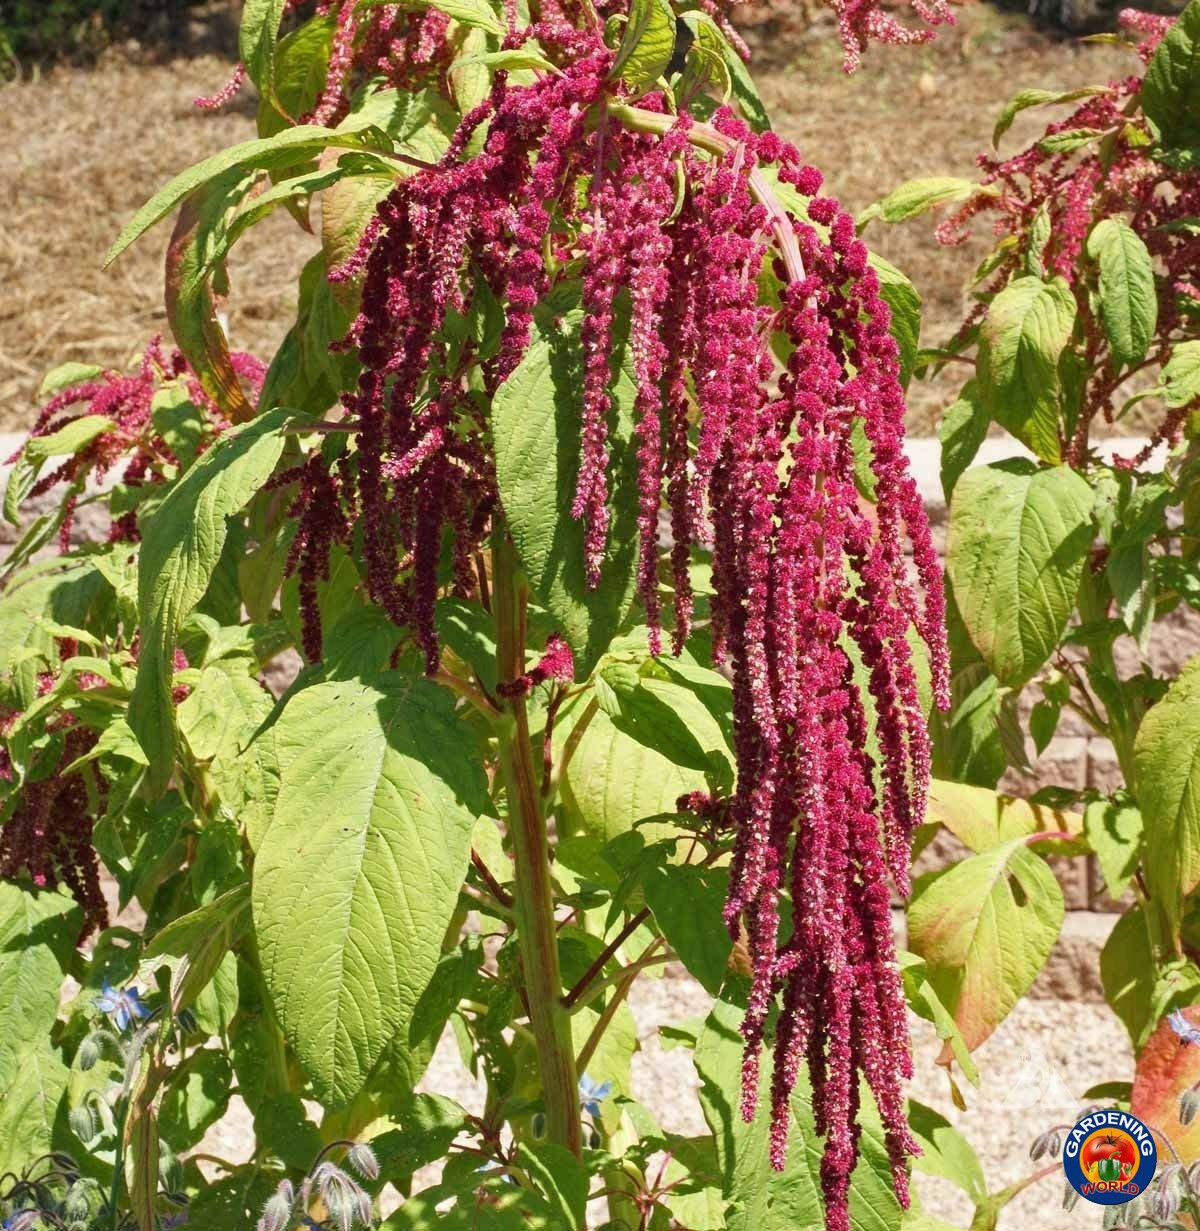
1063 1110 1156 1206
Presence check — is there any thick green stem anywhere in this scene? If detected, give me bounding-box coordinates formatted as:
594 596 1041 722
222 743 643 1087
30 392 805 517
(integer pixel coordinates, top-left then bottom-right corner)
493 534 583 1157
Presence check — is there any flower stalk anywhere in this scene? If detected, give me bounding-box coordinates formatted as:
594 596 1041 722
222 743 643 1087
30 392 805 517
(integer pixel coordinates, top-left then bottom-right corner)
492 533 583 1157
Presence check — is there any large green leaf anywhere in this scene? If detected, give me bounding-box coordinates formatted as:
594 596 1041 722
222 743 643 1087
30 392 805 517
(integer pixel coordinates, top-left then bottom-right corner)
907 839 1063 1052
105 116 394 266
0 884 80 1093
612 0 676 95
492 300 640 677
253 676 487 1104
239 0 288 111
694 998 902 1231
925 779 1084 853
644 864 731 995
1135 654 1200 936
946 460 1094 687
177 660 276 817
977 275 1076 463
1087 219 1158 368
1162 339 1200 407
0 884 80 1173
0 1042 70 1175
258 13 335 136
859 177 977 227
128 408 290 793
937 381 988 500
991 86 1106 147
560 705 707 843
594 660 733 776
1142 0 1200 150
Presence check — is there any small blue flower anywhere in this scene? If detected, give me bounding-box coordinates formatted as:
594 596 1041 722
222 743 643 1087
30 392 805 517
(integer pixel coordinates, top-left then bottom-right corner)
94 979 149 1032
578 1074 612 1119
1168 1009 1200 1047
4 1211 43 1231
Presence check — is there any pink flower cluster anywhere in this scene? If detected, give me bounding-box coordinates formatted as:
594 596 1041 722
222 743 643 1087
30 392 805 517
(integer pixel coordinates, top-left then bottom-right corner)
281 22 947 1225
7 338 263 545
0 724 107 938
935 9 1198 466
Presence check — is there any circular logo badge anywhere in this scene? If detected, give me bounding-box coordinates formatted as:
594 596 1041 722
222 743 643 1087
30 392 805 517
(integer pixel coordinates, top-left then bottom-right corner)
1063 1109 1157 1205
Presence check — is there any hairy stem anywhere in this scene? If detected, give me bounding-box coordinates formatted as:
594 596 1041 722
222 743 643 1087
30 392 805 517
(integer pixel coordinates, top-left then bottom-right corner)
493 533 583 1156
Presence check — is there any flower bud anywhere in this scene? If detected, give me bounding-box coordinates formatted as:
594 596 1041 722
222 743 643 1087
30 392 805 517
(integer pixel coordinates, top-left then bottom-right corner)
531 1112 547 1140
347 1142 379 1181
77 1035 100 1072
177 1008 199 1036
1180 1088 1200 1126
257 1191 293 1231
63 1182 92 1221
69 1103 97 1144
1062 1180 1081 1212
1152 1173 1181 1223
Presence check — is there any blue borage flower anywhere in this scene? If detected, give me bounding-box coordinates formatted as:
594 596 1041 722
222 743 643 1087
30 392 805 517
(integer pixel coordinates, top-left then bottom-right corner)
578 1074 612 1119
1168 1009 1200 1047
94 980 149 1032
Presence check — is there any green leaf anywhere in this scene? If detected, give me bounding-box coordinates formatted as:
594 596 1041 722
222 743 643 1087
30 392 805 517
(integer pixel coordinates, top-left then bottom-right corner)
0 884 79 1173
560 706 707 844
239 0 288 111
177 660 276 815
694 998 902 1231
492 298 640 677
1107 540 1156 653
259 14 335 136
1100 904 1200 1049
1037 127 1106 153
128 408 290 793
926 779 1084 854
907 1100 987 1204
1161 339 1200 407
253 675 488 1104
991 86 1105 147
977 276 1076 463
0 884 80 1094
898 952 979 1084
1142 0 1200 150
23 414 113 462
946 461 1093 687
612 0 675 95
908 839 1064 1052
1135 654 1200 936
106 119 393 267
420 0 506 36
158 1048 234 1151
644 864 731 995
871 253 921 388
454 47 558 72
1083 795 1143 900
38 361 104 398
859 177 977 227
1087 219 1158 368
144 884 252 1013
937 381 987 500
595 661 732 775
0 1042 69 1176
382 1180 564 1230
720 28 770 130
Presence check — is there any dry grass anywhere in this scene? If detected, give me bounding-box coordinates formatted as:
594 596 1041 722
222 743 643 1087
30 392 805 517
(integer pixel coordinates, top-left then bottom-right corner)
0 6 1137 433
